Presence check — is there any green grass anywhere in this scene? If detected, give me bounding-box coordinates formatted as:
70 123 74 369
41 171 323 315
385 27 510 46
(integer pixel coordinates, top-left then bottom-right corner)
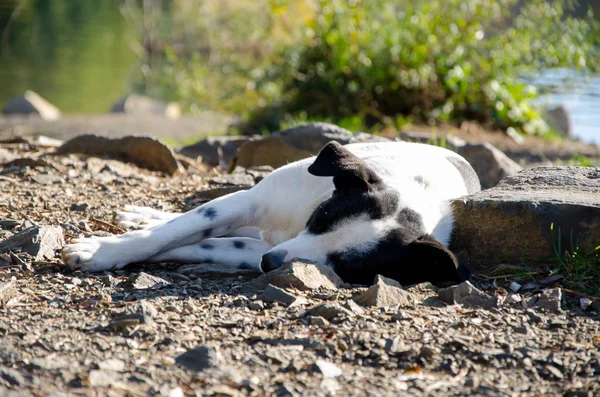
548 223 600 296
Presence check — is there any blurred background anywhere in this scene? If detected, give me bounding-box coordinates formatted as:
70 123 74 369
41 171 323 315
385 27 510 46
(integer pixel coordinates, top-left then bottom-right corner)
0 0 599 143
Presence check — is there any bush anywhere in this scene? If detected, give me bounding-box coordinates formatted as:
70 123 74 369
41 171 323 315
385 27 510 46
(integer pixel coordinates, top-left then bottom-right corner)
127 0 600 136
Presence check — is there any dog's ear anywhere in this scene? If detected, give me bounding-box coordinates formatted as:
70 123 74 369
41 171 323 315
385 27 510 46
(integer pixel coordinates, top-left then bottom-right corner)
308 141 382 191
401 235 471 284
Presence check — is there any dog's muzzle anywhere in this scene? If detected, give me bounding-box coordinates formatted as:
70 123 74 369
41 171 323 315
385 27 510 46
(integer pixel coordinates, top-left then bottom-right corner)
260 250 288 272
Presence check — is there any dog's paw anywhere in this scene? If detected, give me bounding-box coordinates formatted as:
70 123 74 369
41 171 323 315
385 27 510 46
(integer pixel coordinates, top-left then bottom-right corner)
62 236 128 272
114 206 172 229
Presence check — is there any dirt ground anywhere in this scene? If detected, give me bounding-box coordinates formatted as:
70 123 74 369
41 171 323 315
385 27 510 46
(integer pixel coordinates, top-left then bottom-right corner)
0 138 599 397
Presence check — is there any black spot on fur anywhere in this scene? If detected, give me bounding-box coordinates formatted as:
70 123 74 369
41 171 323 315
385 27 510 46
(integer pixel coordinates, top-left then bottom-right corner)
238 262 253 270
203 207 218 220
197 207 205 214
233 240 246 249
200 243 215 250
203 228 213 238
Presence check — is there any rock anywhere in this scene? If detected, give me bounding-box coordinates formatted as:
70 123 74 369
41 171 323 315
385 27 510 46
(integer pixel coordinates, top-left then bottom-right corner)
274 122 390 153
437 281 499 309
508 281 521 292
127 300 158 318
580 298 592 311
128 272 170 290
57 135 183 175
0 148 16 165
536 288 563 313
315 359 342 378
88 369 119 387
3 90 61 120
451 167 600 268
0 282 17 307
543 105 572 137
98 359 125 372
178 136 258 166
0 226 64 261
398 131 467 152
456 142 523 189
0 366 25 386
110 93 181 119
309 316 330 327
175 346 219 371
262 285 305 307
234 137 312 169
178 263 260 278
355 275 414 307
256 260 343 291
305 303 354 321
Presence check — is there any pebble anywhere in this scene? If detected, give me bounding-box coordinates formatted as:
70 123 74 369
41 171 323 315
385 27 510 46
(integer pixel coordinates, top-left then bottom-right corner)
315 359 342 378
305 303 353 321
98 359 125 372
355 275 414 307
88 369 119 387
175 346 219 372
256 260 343 290
536 287 563 313
129 272 170 289
0 225 64 261
0 282 17 307
262 285 305 307
437 281 499 309
579 298 592 311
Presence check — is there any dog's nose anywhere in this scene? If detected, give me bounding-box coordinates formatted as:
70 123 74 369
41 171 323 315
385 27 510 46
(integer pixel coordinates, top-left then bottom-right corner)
260 250 288 272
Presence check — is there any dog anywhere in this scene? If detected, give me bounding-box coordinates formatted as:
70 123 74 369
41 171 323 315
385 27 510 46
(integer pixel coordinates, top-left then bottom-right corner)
62 141 480 285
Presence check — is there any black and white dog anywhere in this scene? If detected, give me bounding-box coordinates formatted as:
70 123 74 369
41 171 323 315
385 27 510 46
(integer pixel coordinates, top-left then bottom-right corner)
62 141 480 285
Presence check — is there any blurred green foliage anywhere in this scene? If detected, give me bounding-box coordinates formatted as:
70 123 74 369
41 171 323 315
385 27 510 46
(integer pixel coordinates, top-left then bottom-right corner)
128 0 600 135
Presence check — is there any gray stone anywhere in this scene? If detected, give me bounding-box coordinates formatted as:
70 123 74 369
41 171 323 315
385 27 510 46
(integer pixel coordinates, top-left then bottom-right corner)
315 359 342 378
110 93 181 119
262 285 305 307
175 346 219 372
355 275 414 307
398 131 467 152
3 90 61 120
0 366 25 386
256 260 343 291
88 369 119 387
127 300 158 318
580 298 592 311
178 136 257 166
0 148 15 165
128 272 170 290
437 281 499 309
451 167 600 268
98 359 126 372
0 226 64 261
274 122 390 153
457 142 522 189
543 105 572 137
234 137 312 170
536 287 563 313
0 282 17 307
305 303 354 321
57 135 184 175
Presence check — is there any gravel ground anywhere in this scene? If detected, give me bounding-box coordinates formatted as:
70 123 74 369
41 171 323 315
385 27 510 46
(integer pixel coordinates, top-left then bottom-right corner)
0 139 599 397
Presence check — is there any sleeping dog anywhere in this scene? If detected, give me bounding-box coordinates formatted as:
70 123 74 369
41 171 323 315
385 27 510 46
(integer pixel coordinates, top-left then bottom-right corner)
62 141 480 285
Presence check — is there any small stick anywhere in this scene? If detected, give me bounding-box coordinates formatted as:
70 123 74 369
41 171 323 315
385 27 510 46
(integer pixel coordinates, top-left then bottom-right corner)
90 218 126 234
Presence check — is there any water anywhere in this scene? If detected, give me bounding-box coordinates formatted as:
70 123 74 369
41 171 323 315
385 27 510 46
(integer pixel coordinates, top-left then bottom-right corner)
531 69 600 145
0 1 599 145
0 0 137 113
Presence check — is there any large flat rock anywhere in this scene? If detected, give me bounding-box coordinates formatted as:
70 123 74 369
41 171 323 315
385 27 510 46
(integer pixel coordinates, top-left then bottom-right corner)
451 166 600 268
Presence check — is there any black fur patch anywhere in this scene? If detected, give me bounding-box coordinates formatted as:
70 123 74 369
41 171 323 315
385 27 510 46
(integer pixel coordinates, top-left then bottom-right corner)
203 228 213 238
200 243 215 250
238 262 253 270
306 188 399 235
233 240 246 249
328 232 468 285
203 207 218 220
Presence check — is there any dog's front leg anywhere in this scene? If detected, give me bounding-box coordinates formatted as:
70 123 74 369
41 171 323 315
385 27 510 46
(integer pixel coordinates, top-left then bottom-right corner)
62 190 260 271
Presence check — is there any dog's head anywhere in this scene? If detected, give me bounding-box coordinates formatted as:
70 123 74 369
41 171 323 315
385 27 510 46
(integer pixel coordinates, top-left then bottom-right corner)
261 141 470 285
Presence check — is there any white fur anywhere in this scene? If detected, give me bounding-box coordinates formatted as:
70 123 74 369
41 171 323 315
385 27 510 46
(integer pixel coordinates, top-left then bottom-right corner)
62 142 473 272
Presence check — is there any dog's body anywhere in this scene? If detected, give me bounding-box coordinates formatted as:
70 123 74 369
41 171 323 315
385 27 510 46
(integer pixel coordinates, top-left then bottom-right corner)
63 141 480 285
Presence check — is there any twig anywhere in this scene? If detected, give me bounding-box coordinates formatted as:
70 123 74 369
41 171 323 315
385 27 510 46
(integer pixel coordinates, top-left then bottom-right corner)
90 218 126 234
560 288 599 301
